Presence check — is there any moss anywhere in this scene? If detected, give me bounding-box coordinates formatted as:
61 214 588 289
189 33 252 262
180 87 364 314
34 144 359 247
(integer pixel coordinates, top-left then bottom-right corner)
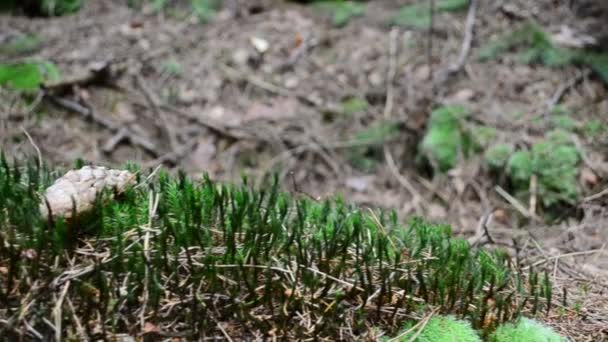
395 315 481 342
490 318 567 342
485 144 514 170
419 105 471 172
505 130 580 207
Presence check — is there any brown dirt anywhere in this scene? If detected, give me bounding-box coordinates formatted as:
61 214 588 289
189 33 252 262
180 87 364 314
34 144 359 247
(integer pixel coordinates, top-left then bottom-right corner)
1 0 608 340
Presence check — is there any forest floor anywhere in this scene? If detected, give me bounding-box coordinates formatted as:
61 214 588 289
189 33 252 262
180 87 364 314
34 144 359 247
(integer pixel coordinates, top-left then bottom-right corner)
1 0 607 340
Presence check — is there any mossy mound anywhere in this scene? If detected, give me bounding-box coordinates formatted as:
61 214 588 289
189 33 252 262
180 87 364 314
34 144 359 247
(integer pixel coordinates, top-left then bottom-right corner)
0 155 551 339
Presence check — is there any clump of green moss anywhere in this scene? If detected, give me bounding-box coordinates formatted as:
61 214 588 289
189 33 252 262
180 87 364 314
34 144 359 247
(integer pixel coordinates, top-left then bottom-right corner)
0 154 551 339
392 0 470 28
419 105 473 172
479 21 608 85
490 318 566 342
485 130 580 208
395 315 481 342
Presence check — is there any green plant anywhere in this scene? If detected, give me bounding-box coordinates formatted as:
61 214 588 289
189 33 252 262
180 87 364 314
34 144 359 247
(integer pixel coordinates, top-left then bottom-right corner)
419 105 472 172
191 0 219 23
478 22 608 86
506 130 580 207
583 120 605 138
0 61 60 91
490 318 566 342
395 315 481 341
0 34 42 56
40 0 83 16
349 120 399 171
314 1 365 27
392 0 469 28
341 97 369 116
485 143 513 170
0 155 551 339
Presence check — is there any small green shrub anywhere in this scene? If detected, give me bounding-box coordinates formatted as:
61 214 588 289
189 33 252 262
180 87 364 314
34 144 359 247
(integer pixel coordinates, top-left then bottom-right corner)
392 0 469 28
0 61 60 91
349 121 399 171
419 105 472 172
395 315 481 342
191 0 220 23
341 97 369 116
490 318 566 342
505 130 580 207
0 34 42 56
314 1 365 27
479 22 608 86
485 143 513 170
40 0 83 16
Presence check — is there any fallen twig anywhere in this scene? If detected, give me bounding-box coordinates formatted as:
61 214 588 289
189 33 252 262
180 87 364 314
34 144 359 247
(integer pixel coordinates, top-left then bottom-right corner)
46 94 161 157
435 0 478 84
383 28 427 213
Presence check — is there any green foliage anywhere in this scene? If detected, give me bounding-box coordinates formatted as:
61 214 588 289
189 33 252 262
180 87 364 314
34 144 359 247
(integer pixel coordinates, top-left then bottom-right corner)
0 157 551 339
506 130 580 207
395 315 481 342
0 34 43 57
490 318 566 342
40 0 83 16
349 120 399 171
478 22 608 86
314 1 365 27
485 143 513 170
392 0 469 28
341 96 369 116
583 120 606 138
191 0 220 23
0 61 60 91
551 114 576 131
478 22 571 65
419 105 472 172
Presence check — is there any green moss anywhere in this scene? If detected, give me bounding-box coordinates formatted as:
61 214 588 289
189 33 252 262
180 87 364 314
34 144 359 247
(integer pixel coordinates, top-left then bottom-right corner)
341 97 369 116
0 34 42 56
0 156 550 339
506 130 580 207
490 318 566 342
485 144 514 170
392 0 469 28
396 315 481 342
40 0 82 16
314 1 365 27
419 105 471 172
0 61 60 91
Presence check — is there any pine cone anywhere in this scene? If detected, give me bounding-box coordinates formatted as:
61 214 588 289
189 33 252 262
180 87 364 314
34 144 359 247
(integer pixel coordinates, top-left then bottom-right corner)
40 166 136 221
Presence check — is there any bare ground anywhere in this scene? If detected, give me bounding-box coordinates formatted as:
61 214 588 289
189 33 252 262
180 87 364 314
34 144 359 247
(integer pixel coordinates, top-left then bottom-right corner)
1 0 607 340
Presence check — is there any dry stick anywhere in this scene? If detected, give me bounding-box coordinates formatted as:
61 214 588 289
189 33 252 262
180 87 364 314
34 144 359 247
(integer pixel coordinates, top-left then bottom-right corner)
134 74 180 154
216 321 235 342
47 95 161 156
546 69 591 113
383 28 427 212
21 127 42 168
52 280 70 342
529 174 538 216
66 297 87 341
435 0 478 83
141 191 160 333
387 307 438 342
494 185 541 221
427 0 436 97
584 187 608 202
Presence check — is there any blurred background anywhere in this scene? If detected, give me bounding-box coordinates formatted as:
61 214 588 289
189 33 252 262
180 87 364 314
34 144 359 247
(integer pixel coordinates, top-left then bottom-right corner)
1 0 607 309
